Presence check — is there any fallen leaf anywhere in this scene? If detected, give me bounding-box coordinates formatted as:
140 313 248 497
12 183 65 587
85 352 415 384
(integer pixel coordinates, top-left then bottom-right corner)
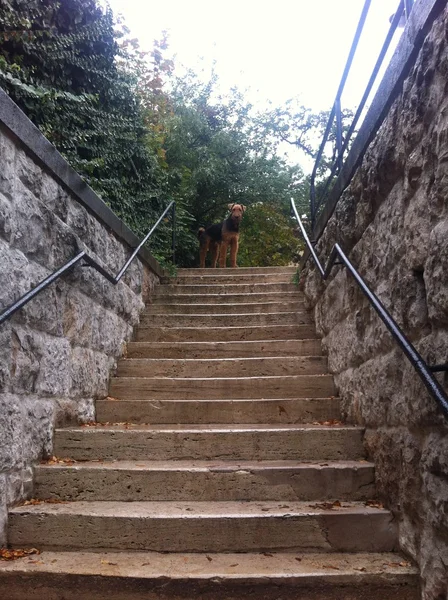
262 552 274 557
101 560 118 566
324 564 340 570
365 500 384 509
229 564 239 567
295 557 302 562
0 548 40 561
206 555 212 562
309 500 342 510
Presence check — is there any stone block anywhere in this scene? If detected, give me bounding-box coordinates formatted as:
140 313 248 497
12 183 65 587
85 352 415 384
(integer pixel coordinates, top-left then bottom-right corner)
0 394 24 472
39 173 69 221
425 218 448 325
0 192 13 242
22 397 54 463
0 323 12 393
15 148 43 198
33 336 71 397
0 127 16 200
0 239 31 309
0 474 7 546
70 346 114 398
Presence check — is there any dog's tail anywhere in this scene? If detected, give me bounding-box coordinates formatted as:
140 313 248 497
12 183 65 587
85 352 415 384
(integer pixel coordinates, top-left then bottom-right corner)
197 227 205 240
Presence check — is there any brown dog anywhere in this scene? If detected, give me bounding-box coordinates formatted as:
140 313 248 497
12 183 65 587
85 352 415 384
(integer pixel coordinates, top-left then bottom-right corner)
198 204 246 268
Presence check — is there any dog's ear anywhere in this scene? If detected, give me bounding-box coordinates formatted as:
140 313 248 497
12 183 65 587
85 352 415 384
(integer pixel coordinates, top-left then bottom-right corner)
228 203 235 211
241 205 247 212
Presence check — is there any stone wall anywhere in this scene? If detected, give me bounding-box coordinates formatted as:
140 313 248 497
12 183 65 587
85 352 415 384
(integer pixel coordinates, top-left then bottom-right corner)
302 6 448 599
0 105 162 545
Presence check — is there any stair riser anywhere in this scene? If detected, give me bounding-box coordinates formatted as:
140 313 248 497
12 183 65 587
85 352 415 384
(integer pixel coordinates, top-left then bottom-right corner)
135 325 318 342
0 573 421 600
179 267 297 275
115 357 328 378
96 397 341 424
126 339 323 359
53 429 365 461
153 292 303 304
8 511 396 553
156 283 297 294
35 465 375 502
147 301 305 314
139 312 311 328
165 274 294 284
109 375 336 400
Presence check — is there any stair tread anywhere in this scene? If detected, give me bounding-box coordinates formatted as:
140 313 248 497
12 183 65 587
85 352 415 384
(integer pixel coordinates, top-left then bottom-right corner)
57 423 358 432
0 549 417 580
10 499 389 517
37 459 374 470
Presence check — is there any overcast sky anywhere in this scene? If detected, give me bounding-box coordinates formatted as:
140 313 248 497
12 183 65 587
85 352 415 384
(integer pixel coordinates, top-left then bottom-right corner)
106 0 402 112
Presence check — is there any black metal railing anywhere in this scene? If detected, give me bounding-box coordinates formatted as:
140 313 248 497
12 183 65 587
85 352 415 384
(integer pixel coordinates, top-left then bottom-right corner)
291 198 448 419
310 0 414 230
0 201 176 326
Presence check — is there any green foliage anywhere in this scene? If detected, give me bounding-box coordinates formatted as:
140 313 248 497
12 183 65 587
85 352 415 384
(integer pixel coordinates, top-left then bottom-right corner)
237 203 303 267
0 0 333 269
0 0 169 241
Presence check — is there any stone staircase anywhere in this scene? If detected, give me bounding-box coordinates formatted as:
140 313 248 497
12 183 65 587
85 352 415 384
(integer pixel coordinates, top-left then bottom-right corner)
1 267 420 599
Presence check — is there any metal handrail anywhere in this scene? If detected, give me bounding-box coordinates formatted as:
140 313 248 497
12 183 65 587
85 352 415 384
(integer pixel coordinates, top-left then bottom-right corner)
310 0 413 230
291 198 448 419
0 201 176 326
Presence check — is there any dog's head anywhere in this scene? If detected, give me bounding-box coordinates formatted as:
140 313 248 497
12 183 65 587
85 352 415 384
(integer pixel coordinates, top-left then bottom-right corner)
228 203 246 224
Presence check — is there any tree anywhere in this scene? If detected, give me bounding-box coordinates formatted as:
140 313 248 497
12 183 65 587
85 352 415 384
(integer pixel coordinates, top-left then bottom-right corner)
0 0 169 237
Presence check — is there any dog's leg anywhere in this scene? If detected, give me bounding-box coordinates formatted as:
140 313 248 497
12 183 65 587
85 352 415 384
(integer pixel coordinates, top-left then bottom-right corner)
199 237 210 268
229 236 239 268
219 242 229 268
210 241 220 268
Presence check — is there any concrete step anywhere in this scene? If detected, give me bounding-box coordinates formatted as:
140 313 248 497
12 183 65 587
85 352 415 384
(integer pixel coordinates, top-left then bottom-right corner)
164 273 294 285
0 550 420 600
109 374 336 400
115 356 328 378
52 424 365 461
34 459 375 502
153 291 303 304
147 301 305 314
139 311 312 328
156 283 298 295
178 266 298 275
135 324 318 342
126 339 323 359
8 500 397 553
96 396 342 424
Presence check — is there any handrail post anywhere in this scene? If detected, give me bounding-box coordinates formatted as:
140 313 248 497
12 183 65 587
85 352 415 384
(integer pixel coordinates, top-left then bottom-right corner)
172 201 176 265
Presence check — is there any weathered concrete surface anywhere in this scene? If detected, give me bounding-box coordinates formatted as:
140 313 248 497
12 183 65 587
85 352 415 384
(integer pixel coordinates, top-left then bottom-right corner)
0 118 160 542
52 424 365 461
139 311 312 327
177 266 297 275
34 459 375 502
95 396 342 424
148 301 305 314
153 291 302 304
166 273 294 285
136 324 318 342
301 5 448 598
0 551 420 600
125 338 323 359
109 374 335 400
8 500 397 553
155 283 297 295
115 356 327 378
